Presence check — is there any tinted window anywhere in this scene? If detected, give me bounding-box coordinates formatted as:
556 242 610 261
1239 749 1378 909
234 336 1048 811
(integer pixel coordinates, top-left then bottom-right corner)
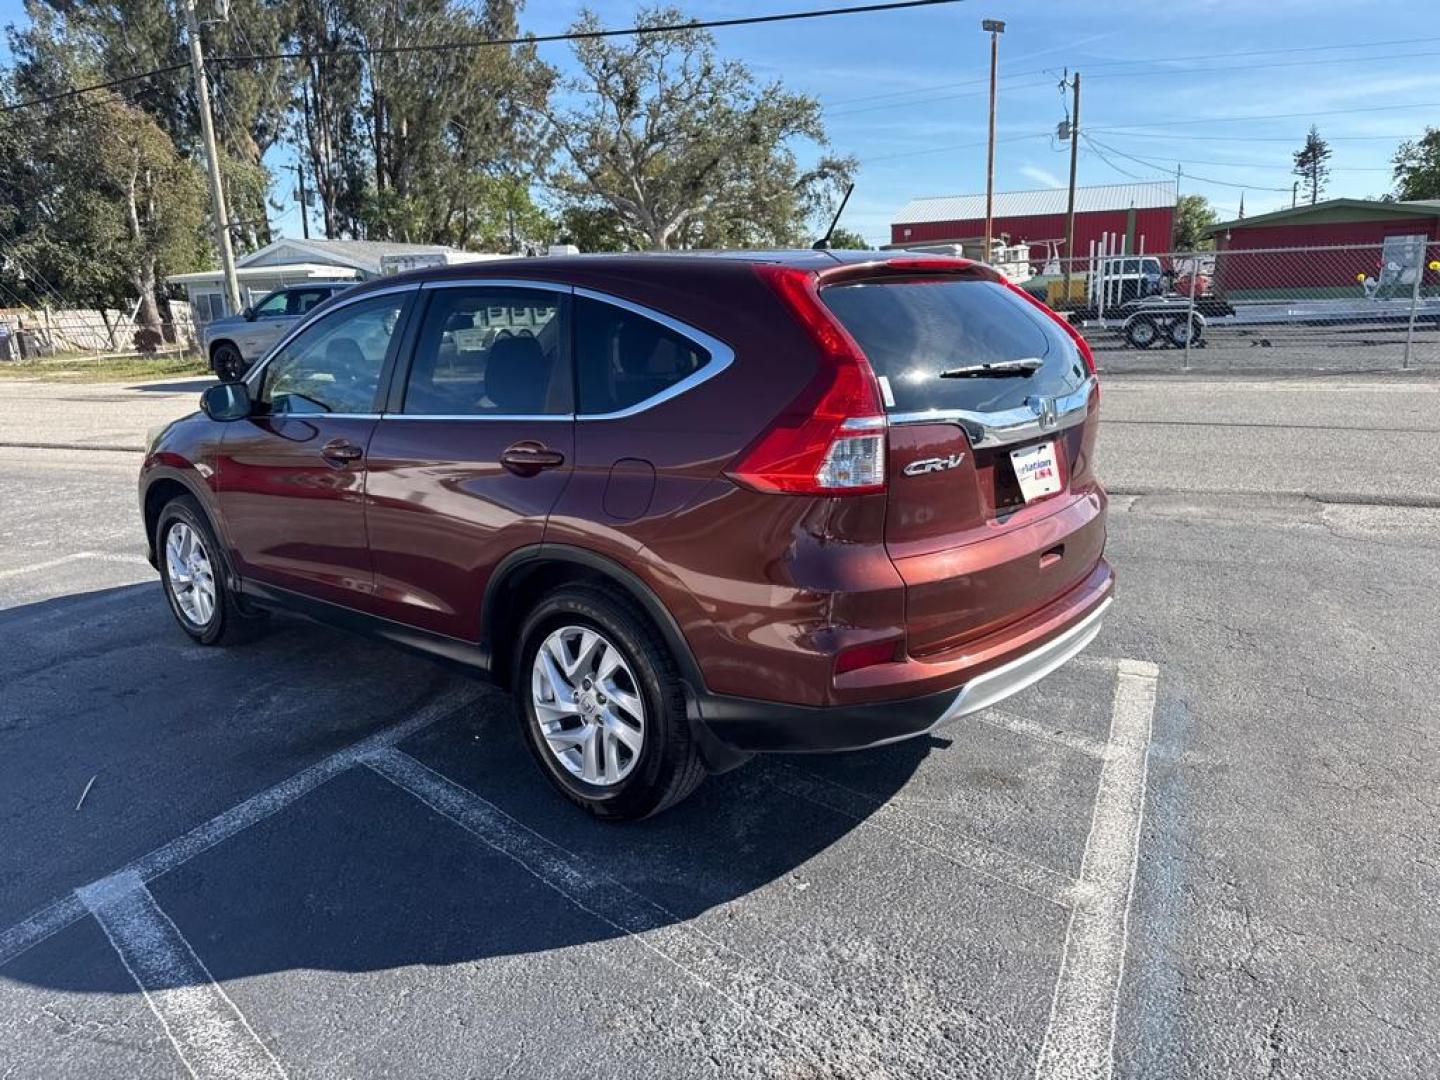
253 291 288 317
401 288 568 416
287 288 335 316
259 294 406 415
575 296 710 415
820 277 1086 413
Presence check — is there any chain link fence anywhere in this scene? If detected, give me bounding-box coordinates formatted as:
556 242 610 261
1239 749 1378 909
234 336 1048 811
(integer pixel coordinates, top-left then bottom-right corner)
1018 241 1440 374
0 303 199 363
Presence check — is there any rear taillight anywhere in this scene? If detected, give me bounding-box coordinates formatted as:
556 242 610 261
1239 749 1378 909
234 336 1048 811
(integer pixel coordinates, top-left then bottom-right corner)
728 265 887 496
1004 281 1097 375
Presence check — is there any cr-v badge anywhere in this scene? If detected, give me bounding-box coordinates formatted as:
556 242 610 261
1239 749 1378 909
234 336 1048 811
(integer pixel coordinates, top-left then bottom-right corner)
903 452 966 477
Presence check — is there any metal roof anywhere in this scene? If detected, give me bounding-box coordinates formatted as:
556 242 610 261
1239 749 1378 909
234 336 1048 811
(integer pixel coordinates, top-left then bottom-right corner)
893 181 1177 225
1204 197 1440 234
234 238 459 274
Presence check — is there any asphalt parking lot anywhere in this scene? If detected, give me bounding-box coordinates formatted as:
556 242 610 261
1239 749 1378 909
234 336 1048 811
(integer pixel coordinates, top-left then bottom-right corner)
2 360 1438 1078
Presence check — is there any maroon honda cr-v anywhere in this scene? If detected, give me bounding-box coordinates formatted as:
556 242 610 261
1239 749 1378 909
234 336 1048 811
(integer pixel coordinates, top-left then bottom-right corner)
140 251 1113 818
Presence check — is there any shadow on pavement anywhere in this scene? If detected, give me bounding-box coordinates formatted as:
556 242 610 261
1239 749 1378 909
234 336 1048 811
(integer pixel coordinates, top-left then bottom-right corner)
125 377 217 393
0 581 926 994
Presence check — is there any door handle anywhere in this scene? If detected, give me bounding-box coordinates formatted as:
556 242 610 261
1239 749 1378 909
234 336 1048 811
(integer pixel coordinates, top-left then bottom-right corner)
321 438 364 466
500 441 565 475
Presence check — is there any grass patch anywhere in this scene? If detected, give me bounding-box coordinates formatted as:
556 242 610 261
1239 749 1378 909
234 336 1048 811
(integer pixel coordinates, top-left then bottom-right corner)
0 353 210 383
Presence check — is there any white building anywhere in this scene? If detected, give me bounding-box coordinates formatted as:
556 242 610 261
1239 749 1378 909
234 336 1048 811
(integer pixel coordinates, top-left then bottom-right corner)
166 239 498 325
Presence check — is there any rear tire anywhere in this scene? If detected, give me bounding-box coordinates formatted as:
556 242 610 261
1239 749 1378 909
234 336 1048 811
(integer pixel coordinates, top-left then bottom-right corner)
515 584 706 820
211 342 247 382
1167 314 1203 348
156 495 268 646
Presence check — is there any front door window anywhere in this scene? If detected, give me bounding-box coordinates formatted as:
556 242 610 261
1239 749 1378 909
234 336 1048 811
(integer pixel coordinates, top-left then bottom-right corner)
258 294 407 415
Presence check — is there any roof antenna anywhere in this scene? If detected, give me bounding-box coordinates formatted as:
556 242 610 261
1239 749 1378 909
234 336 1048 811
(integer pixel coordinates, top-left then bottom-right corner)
813 182 855 250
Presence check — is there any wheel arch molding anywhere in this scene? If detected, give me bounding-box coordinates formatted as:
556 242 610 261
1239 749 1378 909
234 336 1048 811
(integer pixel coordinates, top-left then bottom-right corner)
480 544 706 693
480 544 751 776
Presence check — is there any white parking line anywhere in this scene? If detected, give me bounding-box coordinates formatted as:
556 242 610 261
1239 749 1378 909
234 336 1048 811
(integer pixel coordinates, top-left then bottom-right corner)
0 551 149 581
0 686 480 969
365 747 991 1079
78 871 286 1079
1034 659 1159 1080
975 708 1111 761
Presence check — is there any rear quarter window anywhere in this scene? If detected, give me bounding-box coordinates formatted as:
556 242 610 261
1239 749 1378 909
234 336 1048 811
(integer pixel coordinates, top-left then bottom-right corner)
820 277 1087 413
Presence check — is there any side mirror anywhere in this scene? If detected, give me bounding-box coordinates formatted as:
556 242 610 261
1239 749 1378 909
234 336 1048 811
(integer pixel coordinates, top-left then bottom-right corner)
200 381 253 421
242 306 257 321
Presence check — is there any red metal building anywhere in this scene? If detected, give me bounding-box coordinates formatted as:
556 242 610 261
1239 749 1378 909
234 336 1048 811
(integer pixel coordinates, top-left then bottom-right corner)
1205 199 1440 298
889 181 1178 263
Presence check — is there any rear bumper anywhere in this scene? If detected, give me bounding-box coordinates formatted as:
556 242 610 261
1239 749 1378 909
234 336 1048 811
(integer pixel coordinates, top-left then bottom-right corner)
692 560 1113 753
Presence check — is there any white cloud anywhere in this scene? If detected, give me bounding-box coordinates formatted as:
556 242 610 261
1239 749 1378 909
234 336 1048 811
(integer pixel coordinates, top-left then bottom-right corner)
1019 164 1066 189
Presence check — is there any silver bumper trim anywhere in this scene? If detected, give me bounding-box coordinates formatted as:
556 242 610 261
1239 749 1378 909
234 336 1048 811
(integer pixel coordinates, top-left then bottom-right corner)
935 595 1113 727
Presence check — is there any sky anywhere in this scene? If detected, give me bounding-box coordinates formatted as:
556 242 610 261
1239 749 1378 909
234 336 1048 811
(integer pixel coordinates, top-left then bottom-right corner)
4 0 1439 246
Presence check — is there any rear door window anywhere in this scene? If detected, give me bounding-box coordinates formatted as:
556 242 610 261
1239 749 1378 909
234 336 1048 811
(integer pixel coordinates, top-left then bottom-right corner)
820 276 1087 413
574 296 710 415
400 287 569 416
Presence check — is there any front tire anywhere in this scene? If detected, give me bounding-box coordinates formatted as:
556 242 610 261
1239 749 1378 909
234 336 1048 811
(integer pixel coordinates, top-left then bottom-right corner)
1124 316 1158 349
515 584 706 820
156 496 267 646
211 342 247 382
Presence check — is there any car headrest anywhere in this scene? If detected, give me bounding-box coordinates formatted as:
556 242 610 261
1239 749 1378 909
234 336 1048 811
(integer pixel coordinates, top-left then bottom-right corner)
326 336 366 371
485 336 550 413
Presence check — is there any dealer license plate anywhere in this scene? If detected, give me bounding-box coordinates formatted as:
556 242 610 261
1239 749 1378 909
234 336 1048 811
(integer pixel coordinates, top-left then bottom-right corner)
1010 440 1062 502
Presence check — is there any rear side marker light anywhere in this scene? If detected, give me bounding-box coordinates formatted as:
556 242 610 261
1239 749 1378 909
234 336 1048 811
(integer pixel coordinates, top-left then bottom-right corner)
729 266 888 496
835 640 899 675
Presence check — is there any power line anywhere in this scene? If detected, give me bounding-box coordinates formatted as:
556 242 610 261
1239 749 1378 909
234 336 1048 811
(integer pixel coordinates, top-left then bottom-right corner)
825 77 1053 117
861 130 1047 163
1081 48 1440 82
1082 130 1415 144
1084 142 1392 172
1084 135 1293 191
209 0 964 63
1079 135 1164 182
1 0 964 113
1087 100 1440 135
0 61 193 114
819 34 1440 111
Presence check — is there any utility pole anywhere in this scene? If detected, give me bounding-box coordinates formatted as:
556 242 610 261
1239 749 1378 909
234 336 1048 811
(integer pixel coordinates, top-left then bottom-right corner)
1292 181 1298 209
289 162 310 240
180 0 242 316
982 18 1005 260
1062 70 1080 302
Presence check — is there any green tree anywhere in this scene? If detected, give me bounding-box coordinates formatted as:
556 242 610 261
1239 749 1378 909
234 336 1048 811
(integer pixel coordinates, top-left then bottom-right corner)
1172 193 1218 251
1393 127 1440 200
824 227 870 250
0 91 208 332
545 7 854 250
9 0 294 251
556 205 633 251
1293 125 1332 206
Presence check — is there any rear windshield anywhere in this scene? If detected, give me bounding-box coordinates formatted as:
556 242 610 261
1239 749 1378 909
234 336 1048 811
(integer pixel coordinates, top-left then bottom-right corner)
821 277 1087 413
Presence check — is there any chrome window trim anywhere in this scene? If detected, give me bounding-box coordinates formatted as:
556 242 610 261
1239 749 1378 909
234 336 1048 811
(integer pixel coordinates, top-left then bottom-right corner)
381 413 575 422
887 374 1097 449
260 411 384 420
419 277 572 295
244 283 423 394
571 286 735 421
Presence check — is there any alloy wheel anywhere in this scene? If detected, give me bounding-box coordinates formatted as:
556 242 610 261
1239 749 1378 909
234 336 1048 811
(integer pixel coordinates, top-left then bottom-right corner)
531 625 645 786
165 521 217 627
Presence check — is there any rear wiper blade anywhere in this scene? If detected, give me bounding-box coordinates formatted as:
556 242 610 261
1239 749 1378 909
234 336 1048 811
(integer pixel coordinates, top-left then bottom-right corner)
938 358 1044 378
